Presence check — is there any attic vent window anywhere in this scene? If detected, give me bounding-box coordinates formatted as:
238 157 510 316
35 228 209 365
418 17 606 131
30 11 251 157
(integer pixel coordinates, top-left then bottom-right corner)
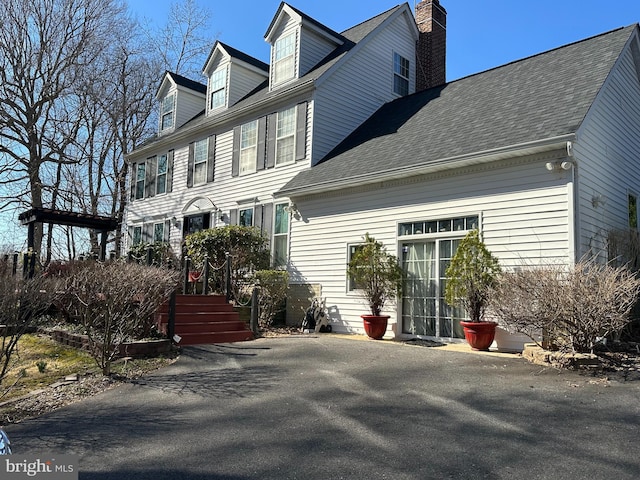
161 93 175 130
393 52 409 96
274 33 295 84
210 67 227 110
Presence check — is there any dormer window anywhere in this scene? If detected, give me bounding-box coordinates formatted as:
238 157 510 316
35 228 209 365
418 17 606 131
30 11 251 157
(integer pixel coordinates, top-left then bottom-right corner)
393 52 409 96
209 67 227 110
161 93 175 130
273 33 295 84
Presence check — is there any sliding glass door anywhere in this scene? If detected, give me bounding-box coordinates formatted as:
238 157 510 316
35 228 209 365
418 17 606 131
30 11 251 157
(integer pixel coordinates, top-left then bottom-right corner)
401 238 465 339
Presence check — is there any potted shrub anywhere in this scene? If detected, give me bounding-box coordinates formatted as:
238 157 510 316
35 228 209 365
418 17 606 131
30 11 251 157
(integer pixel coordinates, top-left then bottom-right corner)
444 230 501 350
347 233 403 339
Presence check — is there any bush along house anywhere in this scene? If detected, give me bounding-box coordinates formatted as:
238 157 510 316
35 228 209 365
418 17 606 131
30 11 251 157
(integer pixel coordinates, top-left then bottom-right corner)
125 1 640 350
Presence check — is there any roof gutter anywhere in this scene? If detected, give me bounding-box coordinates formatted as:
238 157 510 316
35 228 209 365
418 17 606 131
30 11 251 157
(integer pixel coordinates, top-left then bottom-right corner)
276 134 576 198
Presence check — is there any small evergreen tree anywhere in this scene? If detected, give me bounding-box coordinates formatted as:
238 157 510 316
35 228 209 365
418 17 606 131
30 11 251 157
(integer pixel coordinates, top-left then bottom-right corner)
445 230 501 323
347 233 403 316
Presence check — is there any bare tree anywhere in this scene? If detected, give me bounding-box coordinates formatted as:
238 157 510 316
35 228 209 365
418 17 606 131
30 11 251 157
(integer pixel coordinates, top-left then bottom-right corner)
490 260 640 353
0 0 124 258
0 259 59 391
154 0 216 77
58 261 179 375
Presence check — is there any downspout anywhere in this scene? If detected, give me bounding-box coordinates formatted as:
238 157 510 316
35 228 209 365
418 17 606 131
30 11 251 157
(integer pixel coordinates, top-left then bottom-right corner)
566 141 579 265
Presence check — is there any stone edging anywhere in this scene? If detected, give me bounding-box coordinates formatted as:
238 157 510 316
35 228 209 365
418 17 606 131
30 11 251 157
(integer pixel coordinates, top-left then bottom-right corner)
522 343 601 369
40 328 172 358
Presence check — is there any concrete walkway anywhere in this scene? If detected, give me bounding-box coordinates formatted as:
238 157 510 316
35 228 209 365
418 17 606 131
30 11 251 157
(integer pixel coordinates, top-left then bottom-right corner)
7 335 640 479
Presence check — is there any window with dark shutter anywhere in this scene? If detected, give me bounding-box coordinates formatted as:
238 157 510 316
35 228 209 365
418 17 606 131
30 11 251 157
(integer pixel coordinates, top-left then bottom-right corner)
187 142 195 187
207 135 216 183
145 156 157 198
296 102 307 161
167 150 175 193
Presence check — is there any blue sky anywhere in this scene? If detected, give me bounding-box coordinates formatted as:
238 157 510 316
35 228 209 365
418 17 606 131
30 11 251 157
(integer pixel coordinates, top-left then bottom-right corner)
1 0 639 252
127 0 640 81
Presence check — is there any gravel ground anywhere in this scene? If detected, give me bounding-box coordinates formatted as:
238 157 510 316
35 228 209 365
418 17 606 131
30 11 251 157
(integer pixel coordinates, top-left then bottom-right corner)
1 357 178 425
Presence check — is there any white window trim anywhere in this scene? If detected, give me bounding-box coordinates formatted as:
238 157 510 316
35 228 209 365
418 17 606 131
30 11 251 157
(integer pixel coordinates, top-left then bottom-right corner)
275 107 296 166
273 32 296 85
239 207 254 227
193 139 208 185
156 154 168 195
393 51 410 97
239 120 258 176
132 226 142 246
135 163 145 200
161 93 175 130
272 203 290 267
209 67 227 110
153 222 165 243
346 242 365 293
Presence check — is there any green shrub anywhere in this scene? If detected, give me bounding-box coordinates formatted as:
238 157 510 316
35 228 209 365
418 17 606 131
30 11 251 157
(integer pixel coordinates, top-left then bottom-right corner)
128 242 177 267
185 226 270 298
445 230 501 323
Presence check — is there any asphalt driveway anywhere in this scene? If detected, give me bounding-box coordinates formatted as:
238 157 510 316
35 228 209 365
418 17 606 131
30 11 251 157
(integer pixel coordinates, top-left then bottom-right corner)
6 335 640 479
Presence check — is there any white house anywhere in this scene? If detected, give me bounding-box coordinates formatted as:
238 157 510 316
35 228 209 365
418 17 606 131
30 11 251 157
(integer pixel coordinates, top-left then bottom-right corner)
125 1 640 349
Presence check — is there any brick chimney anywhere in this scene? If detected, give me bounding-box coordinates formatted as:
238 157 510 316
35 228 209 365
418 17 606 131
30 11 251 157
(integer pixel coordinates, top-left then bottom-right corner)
415 0 447 91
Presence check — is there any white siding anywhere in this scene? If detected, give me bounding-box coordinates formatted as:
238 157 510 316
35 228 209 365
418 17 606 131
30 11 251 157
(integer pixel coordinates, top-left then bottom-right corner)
575 36 640 261
288 158 571 336
125 101 313 254
175 89 205 129
312 11 417 164
298 28 337 77
228 64 268 106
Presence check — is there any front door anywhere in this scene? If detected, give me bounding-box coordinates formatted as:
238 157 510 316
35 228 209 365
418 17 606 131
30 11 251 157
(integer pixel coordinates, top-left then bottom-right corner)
183 213 210 236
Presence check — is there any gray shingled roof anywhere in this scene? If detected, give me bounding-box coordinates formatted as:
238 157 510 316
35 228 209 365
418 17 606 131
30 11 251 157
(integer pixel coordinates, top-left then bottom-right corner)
172 5 404 133
167 71 207 94
279 25 637 196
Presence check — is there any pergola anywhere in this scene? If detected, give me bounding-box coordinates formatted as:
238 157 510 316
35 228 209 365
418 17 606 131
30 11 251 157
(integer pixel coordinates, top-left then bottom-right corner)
18 207 119 261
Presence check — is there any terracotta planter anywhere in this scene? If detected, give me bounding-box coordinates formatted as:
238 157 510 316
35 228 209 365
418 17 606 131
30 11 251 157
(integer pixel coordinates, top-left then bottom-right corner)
460 321 498 351
361 315 390 340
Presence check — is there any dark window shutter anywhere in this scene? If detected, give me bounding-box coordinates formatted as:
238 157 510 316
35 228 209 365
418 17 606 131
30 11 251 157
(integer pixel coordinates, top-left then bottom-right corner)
145 157 156 198
129 163 136 200
167 150 174 193
295 102 307 161
256 116 266 171
266 113 276 169
254 204 264 230
187 143 194 187
232 126 240 177
143 223 153 243
207 135 216 183
262 202 273 240
229 209 238 225
203 213 210 230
